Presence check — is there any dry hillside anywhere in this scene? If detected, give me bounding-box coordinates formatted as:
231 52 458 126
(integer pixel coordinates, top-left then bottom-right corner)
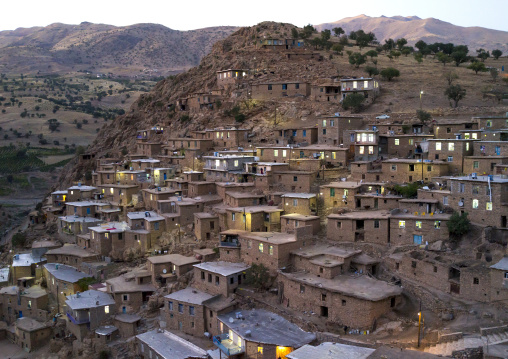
316 15 508 53
0 22 238 75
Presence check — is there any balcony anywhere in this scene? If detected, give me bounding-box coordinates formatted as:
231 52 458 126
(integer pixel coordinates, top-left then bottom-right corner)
220 241 240 248
66 312 90 325
213 333 244 356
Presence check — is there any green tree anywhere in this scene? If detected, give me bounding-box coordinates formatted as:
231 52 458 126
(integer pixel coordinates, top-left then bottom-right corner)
300 24 316 39
401 48 412 57
380 67 400 81
348 52 366 68
396 38 407 50
291 27 299 39
331 44 343 54
12 232 26 247
332 27 344 37
392 182 422 198
490 68 499 82
416 109 432 124
436 52 452 66
383 38 395 52
355 30 373 49
492 49 503 60
451 51 468 67
364 66 379 77
245 263 270 289
415 40 427 53
467 61 487 74
447 212 470 240
445 71 459 85
365 50 378 59
445 84 466 108
414 53 423 64
321 29 331 42
476 48 490 62
342 93 365 113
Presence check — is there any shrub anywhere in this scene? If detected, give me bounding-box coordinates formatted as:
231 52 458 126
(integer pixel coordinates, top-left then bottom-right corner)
391 182 422 198
12 232 26 247
342 93 365 113
245 263 270 289
447 212 470 240
380 67 400 81
76 277 99 292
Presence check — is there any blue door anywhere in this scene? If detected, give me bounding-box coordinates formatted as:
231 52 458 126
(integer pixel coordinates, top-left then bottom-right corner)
164 173 167 180
19 311 22 318
413 235 423 245
122 306 126 314
86 208 91 215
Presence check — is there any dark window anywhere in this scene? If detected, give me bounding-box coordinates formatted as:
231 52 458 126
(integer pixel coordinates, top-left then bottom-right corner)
473 277 479 285
295 83 300 89
268 84 272 90
282 84 288 90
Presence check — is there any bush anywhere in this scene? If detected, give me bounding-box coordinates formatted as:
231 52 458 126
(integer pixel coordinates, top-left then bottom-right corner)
12 232 26 247
447 212 470 240
180 114 190 122
391 182 422 198
342 93 365 113
76 277 99 292
380 67 400 81
245 263 270 289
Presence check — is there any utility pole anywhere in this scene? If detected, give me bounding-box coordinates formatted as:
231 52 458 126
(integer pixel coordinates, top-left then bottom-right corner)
419 90 424 111
417 300 423 348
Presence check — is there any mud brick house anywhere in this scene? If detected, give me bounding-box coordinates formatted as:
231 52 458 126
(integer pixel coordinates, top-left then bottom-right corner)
318 115 365 146
147 254 200 286
136 142 162 157
115 170 147 186
446 175 508 227
185 92 222 111
456 129 482 140
379 134 434 158
251 81 311 100
11 253 45 283
0 285 48 324
277 127 318 145
64 201 109 217
215 182 254 200
204 155 255 182
164 287 236 337
89 222 129 258
281 193 317 215
255 146 297 163
106 268 156 314
398 198 440 214
390 210 451 245
66 185 97 201
159 196 207 226
350 161 381 181
311 79 342 102
224 206 282 232
281 214 321 235
381 159 449 183
416 188 452 208
98 184 139 207
43 263 90 313
217 69 248 88
433 121 478 139
92 169 115 186
327 210 391 244
188 181 216 198
65 290 115 341
260 38 305 49
50 190 68 208
193 261 250 297
194 212 219 241
136 329 209 359
475 115 508 130
463 156 508 175
141 187 175 210
225 191 265 207
127 211 166 242
213 308 315 358
58 216 103 238
474 140 508 157
45 244 99 267
205 128 250 148
355 192 402 211
130 158 161 171
427 139 475 174
278 245 401 330
14 317 52 352
321 181 361 211
340 77 380 103
298 145 349 167
343 130 379 162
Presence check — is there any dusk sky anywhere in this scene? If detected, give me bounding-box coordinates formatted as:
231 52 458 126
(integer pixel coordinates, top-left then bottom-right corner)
2 0 507 32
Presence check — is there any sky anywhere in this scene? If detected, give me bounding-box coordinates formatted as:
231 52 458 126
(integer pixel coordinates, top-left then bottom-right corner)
2 0 508 32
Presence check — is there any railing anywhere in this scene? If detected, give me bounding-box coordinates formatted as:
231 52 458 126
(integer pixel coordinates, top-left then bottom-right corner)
220 241 240 248
213 334 244 356
66 312 90 325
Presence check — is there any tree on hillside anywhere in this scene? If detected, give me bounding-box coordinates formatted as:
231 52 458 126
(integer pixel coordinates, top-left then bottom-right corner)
364 66 379 77
492 49 503 60
331 44 343 54
299 24 316 39
291 27 299 39
414 53 423 64
447 212 470 241
342 93 365 113
445 71 459 85
321 29 331 42
245 263 270 289
390 50 401 60
476 48 490 62
333 27 345 37
365 50 378 59
396 38 407 50
451 51 469 67
348 52 366 68
437 52 452 66
416 110 432 125
445 84 466 108
401 47 412 57
383 38 396 52
380 67 400 81
348 30 358 40
467 61 488 74
415 40 427 53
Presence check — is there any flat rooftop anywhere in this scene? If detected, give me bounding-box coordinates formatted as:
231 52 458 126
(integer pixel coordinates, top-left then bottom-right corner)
44 263 89 283
59 216 103 223
106 269 156 293
281 214 320 221
240 231 297 245
46 244 98 258
287 342 374 359
328 210 391 220
225 191 265 199
282 193 316 199
16 317 48 332
282 271 402 301
127 211 165 221
12 253 45 267
291 245 361 260
164 287 215 305
66 289 115 310
323 181 362 189
226 205 282 214
136 329 208 359
147 253 200 266
218 309 315 347
194 261 250 276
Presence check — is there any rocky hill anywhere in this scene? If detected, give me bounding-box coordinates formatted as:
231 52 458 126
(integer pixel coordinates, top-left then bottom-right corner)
316 15 508 53
0 22 238 75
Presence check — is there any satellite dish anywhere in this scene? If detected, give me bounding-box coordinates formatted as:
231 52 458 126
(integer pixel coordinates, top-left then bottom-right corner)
162 269 167 274
458 201 464 207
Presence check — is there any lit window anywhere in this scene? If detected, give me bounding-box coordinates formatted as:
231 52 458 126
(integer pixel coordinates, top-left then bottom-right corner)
322 120 326 127
409 139 414 145
274 150 278 157
472 133 478 139
399 221 406 228
368 146 374 155
448 143 454 151
232 213 236 221
394 139 399 146
353 81 358 88
259 243 264 253
466 142 469 151
472 199 479 209
359 146 365 154
361 133 367 142
282 150 287 157
436 142 442 151
269 246 273 255
434 221 441 229
368 133 374 142
332 152 336 159
364 80 368 88
447 156 453 162
234 160 239 167
258 347 263 354
105 306 109 314
416 221 422 229
486 202 493 211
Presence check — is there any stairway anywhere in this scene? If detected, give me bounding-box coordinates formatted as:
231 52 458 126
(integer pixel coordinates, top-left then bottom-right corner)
423 327 508 357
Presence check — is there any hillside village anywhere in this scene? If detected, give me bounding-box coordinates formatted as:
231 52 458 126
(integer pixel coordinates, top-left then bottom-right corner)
2 21 508 359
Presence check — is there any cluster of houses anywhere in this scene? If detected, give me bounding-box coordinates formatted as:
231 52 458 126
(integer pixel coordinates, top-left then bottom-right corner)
5 35 508 358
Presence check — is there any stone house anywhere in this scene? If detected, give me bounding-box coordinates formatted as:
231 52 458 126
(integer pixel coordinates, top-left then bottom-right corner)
194 212 219 241
281 214 321 235
433 121 478 139
475 115 508 130
340 77 380 103
164 287 236 337
276 127 318 145
204 128 250 148
298 145 349 167
113 313 141 338
224 206 283 233
43 263 90 313
0 285 48 324
14 317 52 352
58 216 103 238
250 81 311 100
379 134 434 158
343 130 379 162
98 184 139 207
136 142 162 157
327 210 391 245
318 115 365 146
474 141 508 157
136 329 209 359
141 188 175 210
193 261 250 297
213 309 315 358
311 80 342 102
203 155 255 182
147 254 200 286
130 158 161 170
188 181 216 198
381 159 449 183
225 192 265 207
106 268 156 314
320 181 361 211
65 290 115 341
217 69 248 88
463 156 508 175
427 139 475 174
89 222 129 259
281 193 317 215
11 253 45 284
389 210 451 246
45 244 100 268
